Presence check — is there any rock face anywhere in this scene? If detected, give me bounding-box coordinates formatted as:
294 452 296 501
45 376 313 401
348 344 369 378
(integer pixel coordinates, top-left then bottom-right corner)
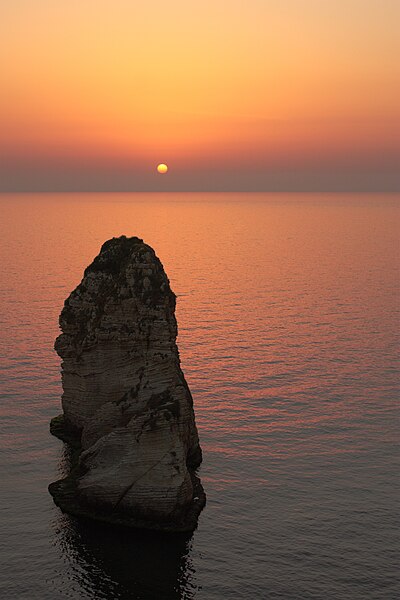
49 236 205 532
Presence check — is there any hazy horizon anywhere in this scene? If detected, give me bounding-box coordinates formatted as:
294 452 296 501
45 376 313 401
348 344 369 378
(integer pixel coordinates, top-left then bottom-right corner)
1 171 399 194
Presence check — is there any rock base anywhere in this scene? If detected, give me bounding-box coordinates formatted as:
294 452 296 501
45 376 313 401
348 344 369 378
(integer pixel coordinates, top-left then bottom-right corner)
49 415 206 533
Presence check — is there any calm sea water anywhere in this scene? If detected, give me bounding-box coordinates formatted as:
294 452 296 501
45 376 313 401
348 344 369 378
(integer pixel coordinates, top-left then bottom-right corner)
0 193 399 600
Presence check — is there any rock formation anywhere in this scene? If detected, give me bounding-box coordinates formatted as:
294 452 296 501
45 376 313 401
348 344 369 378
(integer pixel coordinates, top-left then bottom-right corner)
49 236 205 532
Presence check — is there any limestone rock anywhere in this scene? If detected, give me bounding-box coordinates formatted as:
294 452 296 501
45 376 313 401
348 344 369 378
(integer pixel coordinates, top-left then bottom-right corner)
49 236 205 532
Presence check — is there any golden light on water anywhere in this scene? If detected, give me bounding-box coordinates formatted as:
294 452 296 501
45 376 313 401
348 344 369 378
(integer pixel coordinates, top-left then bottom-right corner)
157 163 168 174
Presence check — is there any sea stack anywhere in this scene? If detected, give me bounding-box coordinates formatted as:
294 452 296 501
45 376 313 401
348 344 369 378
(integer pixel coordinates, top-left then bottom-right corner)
49 236 205 532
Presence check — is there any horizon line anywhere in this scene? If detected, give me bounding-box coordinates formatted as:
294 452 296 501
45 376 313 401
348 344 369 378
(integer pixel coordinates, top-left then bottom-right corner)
1 189 399 194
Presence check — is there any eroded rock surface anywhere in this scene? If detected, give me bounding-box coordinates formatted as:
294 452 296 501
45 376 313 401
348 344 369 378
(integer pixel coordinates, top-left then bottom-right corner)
49 236 205 531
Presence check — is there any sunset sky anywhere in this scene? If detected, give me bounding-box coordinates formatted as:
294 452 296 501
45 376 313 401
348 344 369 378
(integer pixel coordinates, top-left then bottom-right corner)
1 0 399 191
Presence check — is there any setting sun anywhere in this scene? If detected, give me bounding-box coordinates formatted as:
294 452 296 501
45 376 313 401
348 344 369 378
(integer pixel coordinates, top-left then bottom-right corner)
157 163 168 174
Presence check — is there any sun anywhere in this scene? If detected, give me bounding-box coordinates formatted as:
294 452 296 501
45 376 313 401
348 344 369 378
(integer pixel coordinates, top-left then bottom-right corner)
157 163 168 174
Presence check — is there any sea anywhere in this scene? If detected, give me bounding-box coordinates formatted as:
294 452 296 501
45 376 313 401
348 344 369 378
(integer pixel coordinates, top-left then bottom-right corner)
0 193 399 600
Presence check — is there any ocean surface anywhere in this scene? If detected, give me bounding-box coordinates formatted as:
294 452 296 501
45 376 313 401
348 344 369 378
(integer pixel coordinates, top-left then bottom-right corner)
0 192 399 600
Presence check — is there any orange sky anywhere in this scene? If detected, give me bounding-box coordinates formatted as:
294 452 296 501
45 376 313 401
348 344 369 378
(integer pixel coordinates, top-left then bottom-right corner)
0 0 399 190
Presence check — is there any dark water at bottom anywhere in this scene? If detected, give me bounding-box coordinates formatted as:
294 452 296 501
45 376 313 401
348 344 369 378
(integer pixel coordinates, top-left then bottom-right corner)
0 193 399 599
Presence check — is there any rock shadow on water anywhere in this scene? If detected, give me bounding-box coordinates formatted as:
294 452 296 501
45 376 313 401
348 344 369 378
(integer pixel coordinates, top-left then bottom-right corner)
53 515 198 600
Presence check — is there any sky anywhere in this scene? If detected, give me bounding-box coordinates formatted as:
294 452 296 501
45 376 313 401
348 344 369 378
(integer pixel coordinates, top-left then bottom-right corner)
0 0 399 192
